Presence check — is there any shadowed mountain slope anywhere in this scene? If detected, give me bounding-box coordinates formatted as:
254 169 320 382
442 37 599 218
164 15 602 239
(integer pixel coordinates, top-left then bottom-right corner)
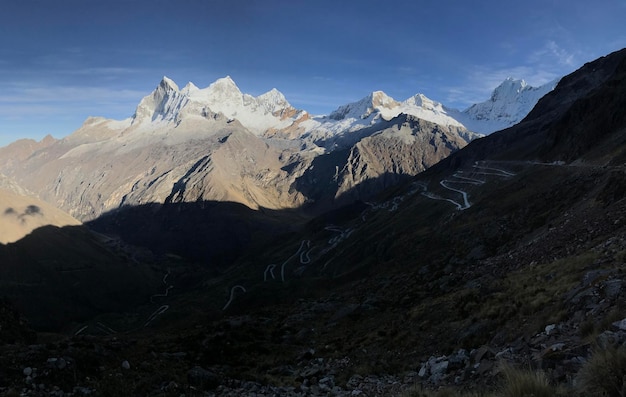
86 200 307 265
431 48 626 169
0 50 624 396
0 224 161 331
127 47 626 393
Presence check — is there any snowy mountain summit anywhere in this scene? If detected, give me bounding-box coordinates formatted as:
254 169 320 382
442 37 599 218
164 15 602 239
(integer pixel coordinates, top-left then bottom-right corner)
311 77 558 137
132 76 306 134
124 75 557 144
325 90 463 128
0 72 564 225
461 77 559 132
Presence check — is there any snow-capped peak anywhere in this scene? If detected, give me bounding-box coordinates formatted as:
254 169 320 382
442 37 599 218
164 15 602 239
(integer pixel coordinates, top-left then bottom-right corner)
132 76 186 123
328 91 399 121
461 77 559 131
181 81 199 95
159 76 179 92
128 74 557 140
323 90 464 130
489 77 528 102
205 76 242 98
258 88 287 104
404 93 446 112
257 88 293 114
370 91 398 108
131 76 300 133
310 76 558 139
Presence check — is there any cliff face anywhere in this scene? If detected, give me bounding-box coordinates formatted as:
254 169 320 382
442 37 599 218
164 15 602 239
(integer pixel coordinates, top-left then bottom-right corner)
335 115 469 202
0 112 473 222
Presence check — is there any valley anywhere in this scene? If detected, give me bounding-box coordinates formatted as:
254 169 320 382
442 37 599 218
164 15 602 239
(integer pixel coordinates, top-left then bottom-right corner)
0 48 625 396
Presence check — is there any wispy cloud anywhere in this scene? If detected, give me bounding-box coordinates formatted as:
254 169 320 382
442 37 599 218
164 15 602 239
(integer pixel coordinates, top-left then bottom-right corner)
59 67 143 77
530 40 577 67
0 83 146 119
444 40 579 109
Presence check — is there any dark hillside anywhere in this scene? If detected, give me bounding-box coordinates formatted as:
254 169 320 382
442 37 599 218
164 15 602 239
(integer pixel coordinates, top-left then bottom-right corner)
1 48 626 396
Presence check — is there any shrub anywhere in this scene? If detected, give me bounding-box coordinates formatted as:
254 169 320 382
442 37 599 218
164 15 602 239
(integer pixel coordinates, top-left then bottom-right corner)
499 364 559 397
577 344 626 397
400 387 477 397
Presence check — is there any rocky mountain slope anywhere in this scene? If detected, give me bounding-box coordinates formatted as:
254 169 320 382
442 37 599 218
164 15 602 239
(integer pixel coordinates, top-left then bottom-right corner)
0 227 162 331
107 47 625 395
3 48 618 396
21 47 618 396
0 74 550 228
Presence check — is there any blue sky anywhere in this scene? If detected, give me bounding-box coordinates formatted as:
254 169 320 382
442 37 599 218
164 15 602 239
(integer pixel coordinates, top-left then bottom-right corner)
0 0 625 146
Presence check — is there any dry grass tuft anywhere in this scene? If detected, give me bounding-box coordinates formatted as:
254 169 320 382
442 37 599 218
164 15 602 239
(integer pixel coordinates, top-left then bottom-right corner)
499 364 561 397
577 343 626 397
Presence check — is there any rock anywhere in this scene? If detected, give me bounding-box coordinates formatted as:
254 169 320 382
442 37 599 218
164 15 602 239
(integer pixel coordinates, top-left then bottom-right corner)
319 382 332 392
57 358 67 370
121 360 131 370
545 324 557 335
495 347 513 360
163 381 178 391
448 349 469 370
472 345 496 363
583 270 611 287
597 330 622 348
73 386 94 395
347 374 363 388
476 360 494 375
23 367 32 376
298 347 315 360
319 376 333 385
602 279 622 299
187 366 220 390
550 343 566 351
403 371 418 383
612 317 626 331
300 366 321 378
428 358 449 384
430 360 449 375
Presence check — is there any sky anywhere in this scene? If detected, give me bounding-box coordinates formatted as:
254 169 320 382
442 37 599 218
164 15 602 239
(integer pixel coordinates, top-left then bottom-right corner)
0 0 625 147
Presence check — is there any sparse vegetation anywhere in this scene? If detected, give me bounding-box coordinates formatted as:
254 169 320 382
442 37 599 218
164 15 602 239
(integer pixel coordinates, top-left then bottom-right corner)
400 365 564 397
499 364 563 397
401 385 485 397
577 344 626 397
24 204 41 215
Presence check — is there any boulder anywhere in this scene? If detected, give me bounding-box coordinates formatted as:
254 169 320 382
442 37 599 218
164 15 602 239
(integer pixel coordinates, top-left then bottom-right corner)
187 366 220 390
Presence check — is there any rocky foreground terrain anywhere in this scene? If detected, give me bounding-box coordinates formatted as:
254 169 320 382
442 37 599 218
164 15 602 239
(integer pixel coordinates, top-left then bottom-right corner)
0 49 625 396
1 161 625 397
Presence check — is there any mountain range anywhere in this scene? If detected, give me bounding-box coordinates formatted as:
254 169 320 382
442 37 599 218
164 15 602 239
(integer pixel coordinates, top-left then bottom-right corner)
0 47 624 396
0 75 554 223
